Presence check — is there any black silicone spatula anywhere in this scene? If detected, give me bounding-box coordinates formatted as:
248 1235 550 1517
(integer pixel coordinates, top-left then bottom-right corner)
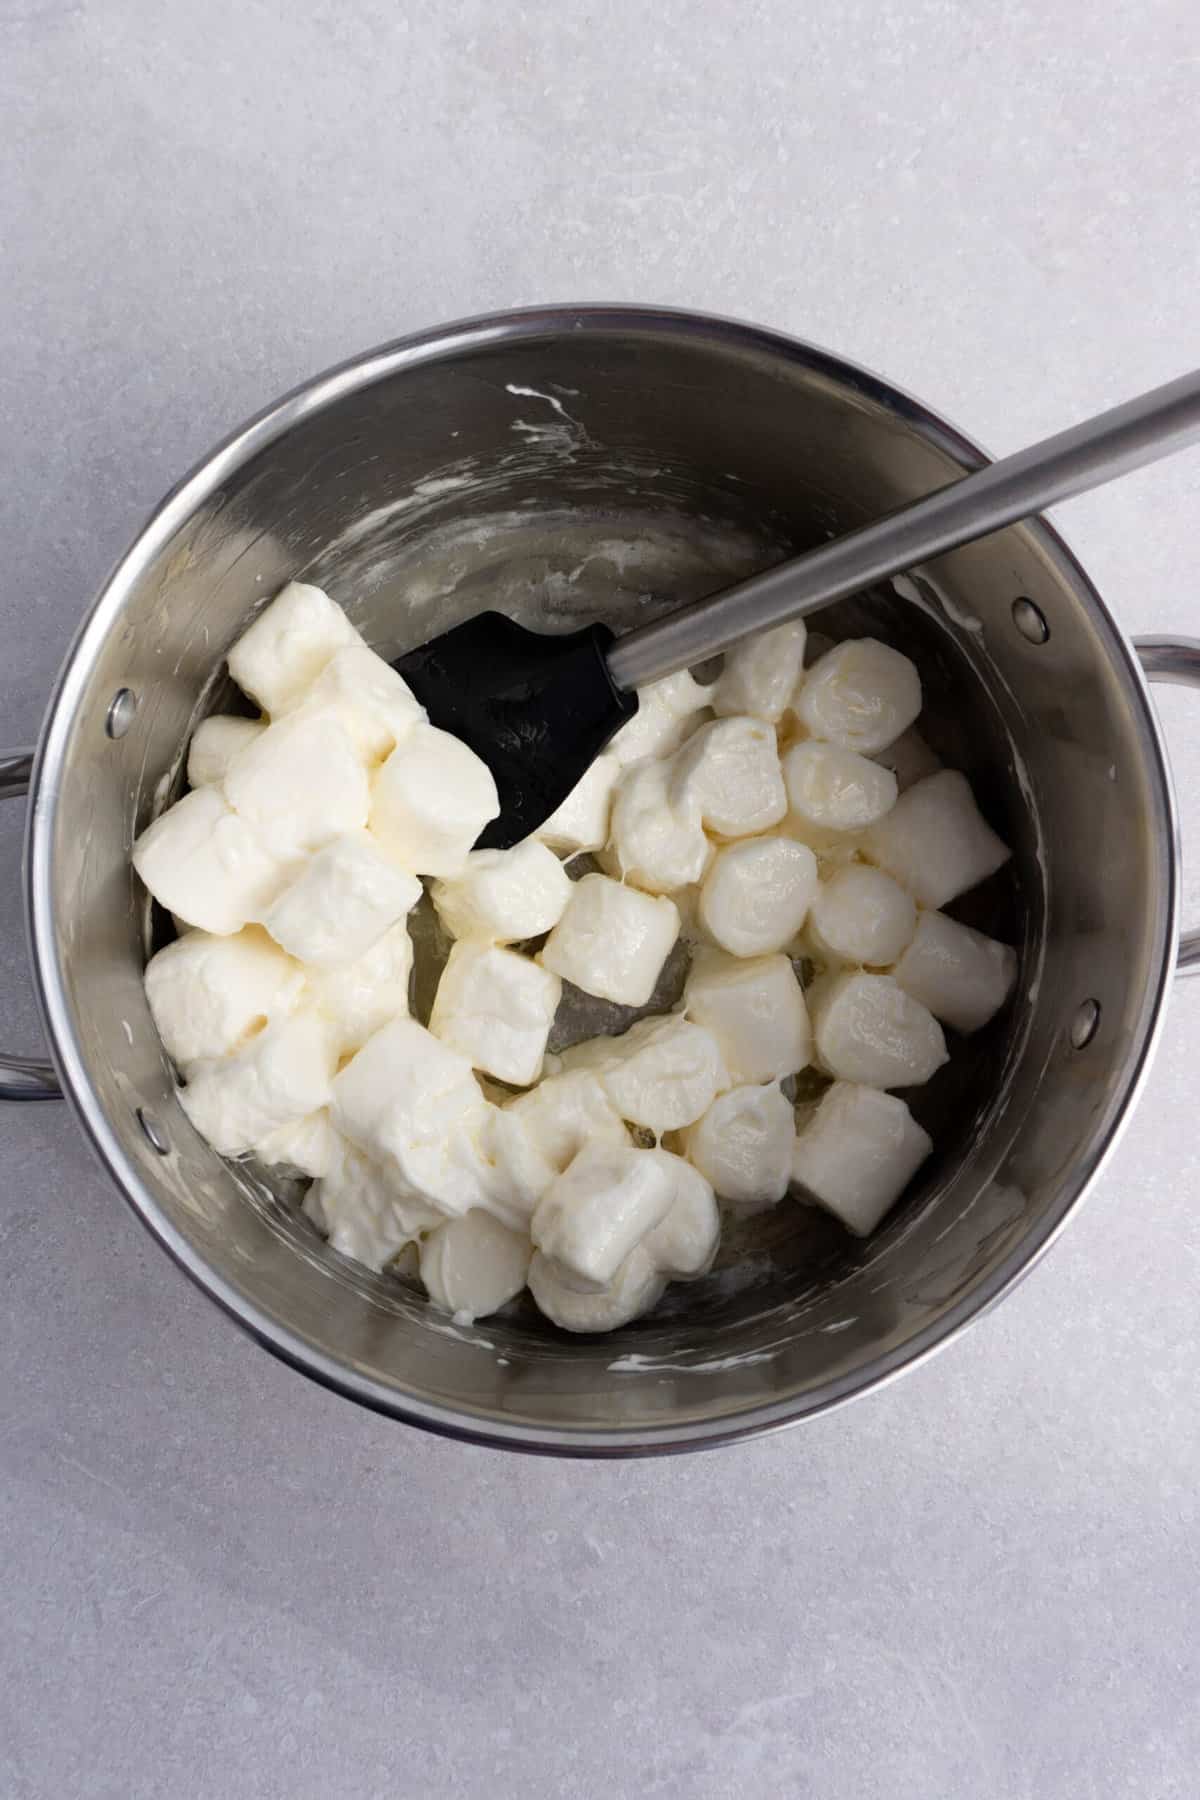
394 370 1200 849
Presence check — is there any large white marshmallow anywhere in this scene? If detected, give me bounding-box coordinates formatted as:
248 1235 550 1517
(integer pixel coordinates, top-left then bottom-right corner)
187 715 266 788
179 1010 338 1156
589 1013 729 1135
539 873 680 1007
288 644 425 763
642 1150 720 1278
683 1082 794 1207
792 637 921 754
606 759 712 894
891 910 1017 1034
305 918 413 1053
471 1105 558 1229
670 716 787 838
698 835 818 957
528 1245 665 1333
133 785 290 936
807 864 917 967
791 1080 932 1235
144 926 304 1071
862 770 1011 908
534 753 621 855
263 831 421 968
808 970 948 1088
330 1017 492 1216
369 721 499 877
255 1108 339 1177
782 740 898 834
505 1069 630 1172
329 1025 551 1231
223 710 370 863
309 1139 443 1271
227 581 362 715
713 621 807 723
431 840 571 944
429 941 561 1086
609 670 714 766
420 1211 531 1321
683 952 811 1085
532 1142 675 1291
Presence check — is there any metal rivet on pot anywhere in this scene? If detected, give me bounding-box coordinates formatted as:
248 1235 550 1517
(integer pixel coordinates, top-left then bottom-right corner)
136 1107 169 1154
1070 999 1101 1050
1012 597 1050 644
106 688 138 738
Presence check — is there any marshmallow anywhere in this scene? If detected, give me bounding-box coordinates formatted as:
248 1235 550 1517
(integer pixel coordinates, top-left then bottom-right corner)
420 1211 532 1321
331 1021 550 1229
586 1013 729 1135
144 926 304 1071
792 637 921 754
429 941 561 1086
808 970 948 1088
862 770 1011 909
263 831 421 968
683 952 811 1085
431 840 571 943
670 716 787 838
472 1106 557 1228
606 758 713 894
642 1151 720 1278
227 580 361 715
713 621 807 723
305 918 413 1053
505 1069 630 1172
133 786 290 936
330 1017 492 1216
370 721 499 877
309 1140 443 1271
807 865 917 967
224 709 370 863
534 753 621 855
609 670 715 766
891 910 1017 1034
539 873 680 1007
698 836 818 957
187 715 266 788
256 1108 339 1177
532 1143 675 1291
782 741 898 834
683 1082 794 1207
528 1246 665 1333
179 1011 338 1157
288 644 425 763
791 1081 932 1235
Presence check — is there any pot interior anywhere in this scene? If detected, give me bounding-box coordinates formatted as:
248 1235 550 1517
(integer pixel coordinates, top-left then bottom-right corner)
37 313 1173 1447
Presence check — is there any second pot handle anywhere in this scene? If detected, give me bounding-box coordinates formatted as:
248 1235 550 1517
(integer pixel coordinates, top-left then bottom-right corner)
1136 636 1200 977
0 749 62 1100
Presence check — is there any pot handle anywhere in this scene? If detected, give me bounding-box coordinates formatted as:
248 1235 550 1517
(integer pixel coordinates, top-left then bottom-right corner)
0 749 62 1099
1136 636 1200 977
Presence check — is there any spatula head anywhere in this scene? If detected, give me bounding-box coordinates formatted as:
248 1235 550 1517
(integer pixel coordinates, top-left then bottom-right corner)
393 611 636 850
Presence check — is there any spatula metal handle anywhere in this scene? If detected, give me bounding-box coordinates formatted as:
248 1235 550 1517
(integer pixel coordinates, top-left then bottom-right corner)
605 368 1200 693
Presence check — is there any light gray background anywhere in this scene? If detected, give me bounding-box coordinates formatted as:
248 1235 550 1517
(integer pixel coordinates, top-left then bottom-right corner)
3 4 1199 1797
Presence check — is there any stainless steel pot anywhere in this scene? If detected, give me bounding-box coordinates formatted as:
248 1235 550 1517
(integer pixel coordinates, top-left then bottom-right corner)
8 306 1197 1455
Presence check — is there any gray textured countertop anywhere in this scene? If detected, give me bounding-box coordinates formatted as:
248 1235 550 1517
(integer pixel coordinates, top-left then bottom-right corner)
4 5 1200 1796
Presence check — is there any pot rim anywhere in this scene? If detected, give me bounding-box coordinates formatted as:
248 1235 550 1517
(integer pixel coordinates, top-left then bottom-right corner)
24 303 1181 1455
